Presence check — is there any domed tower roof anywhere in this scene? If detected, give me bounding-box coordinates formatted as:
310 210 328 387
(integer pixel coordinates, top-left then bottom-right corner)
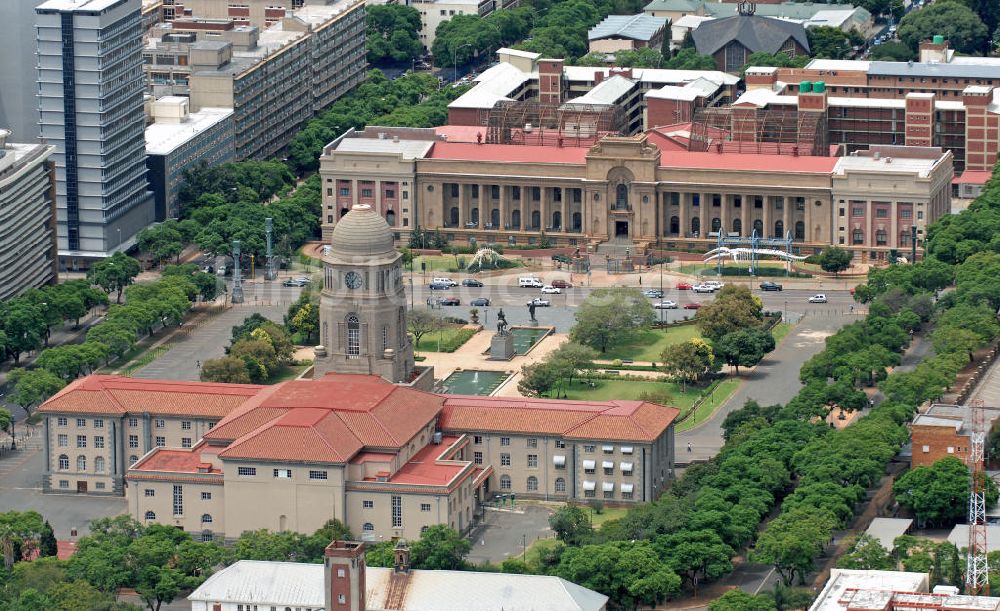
330 204 395 257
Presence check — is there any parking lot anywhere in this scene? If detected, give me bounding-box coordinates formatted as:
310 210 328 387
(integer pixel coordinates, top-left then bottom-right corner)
465 503 556 566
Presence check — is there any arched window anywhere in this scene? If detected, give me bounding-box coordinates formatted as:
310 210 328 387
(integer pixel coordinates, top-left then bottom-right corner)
94 456 105 473
530 210 540 230
875 229 887 245
386 210 396 226
552 210 562 229
449 207 459 226
144 511 156 520
615 183 629 209
527 476 538 491
774 220 784 238
691 217 701 236
669 216 679 234
340 207 349 218
711 217 721 232
201 514 213 523
500 474 511 490
852 229 864 244
470 207 479 225
753 219 763 236
900 229 911 246
511 209 521 229
363 522 374 532
421 525 429 534
555 477 566 493
129 455 138 466
572 212 582 232
491 208 500 228
347 314 360 358
733 218 742 235
794 221 805 240
58 454 69 470
76 455 86 472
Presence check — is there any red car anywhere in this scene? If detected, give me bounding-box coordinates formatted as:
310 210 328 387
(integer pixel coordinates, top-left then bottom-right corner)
550 279 574 288
683 302 702 310
676 282 693 290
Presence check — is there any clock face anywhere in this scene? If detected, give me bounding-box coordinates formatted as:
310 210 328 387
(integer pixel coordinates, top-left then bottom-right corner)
345 271 363 290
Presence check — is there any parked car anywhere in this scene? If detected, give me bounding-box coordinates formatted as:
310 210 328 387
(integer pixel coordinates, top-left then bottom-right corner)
293 276 312 284
429 282 451 290
703 280 723 290
759 281 783 291
643 289 664 298
462 279 483 287
432 277 458 286
550 279 573 288
518 277 544 288
470 297 491 306
527 298 551 307
692 284 716 293
675 282 693 290
683 302 703 310
282 279 307 287
540 285 562 294
808 293 828 303
654 300 678 309
439 297 461 306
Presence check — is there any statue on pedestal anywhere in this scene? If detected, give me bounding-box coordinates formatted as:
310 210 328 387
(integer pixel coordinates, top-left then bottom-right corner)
496 309 509 336
528 302 537 322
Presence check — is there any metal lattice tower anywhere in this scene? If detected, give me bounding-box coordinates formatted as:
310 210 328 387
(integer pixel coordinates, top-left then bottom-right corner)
264 217 277 281
967 399 989 595
231 240 244 304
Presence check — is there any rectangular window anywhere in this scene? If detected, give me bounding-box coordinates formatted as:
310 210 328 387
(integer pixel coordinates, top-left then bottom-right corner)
363 500 374 508
622 491 633 500
852 206 864 217
361 189 373 198
181 421 192 430
155 419 165 428
876 208 889 218
201 492 212 500
57 417 67 426
181 438 192 448
238 467 257 476
392 496 402 527
145 489 155 497
273 469 292 478
94 436 104 449
500 437 510 446
128 417 138 427
585 488 596 498
76 435 87 448
474 435 482 444
604 490 614 499
59 480 69 489
526 438 537 448
555 440 565 448
172 485 183 516
917 211 924 220
309 470 328 480
94 419 104 428
155 436 165 447
527 454 538 468
901 209 912 219
95 482 105 490
129 435 139 448
474 451 483 465
421 503 431 512
584 445 595 453
501 453 511 466
76 418 86 427
58 434 68 447
339 187 349 196
839 208 845 217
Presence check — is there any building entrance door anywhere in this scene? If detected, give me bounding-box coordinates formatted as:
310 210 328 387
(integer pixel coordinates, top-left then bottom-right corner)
77 481 87 493
615 221 629 237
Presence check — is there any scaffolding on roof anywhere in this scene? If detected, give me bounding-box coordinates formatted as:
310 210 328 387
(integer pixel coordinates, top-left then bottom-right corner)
687 106 829 156
485 100 626 147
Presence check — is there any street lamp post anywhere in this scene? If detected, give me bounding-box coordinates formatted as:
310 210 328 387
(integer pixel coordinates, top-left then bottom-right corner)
453 42 473 82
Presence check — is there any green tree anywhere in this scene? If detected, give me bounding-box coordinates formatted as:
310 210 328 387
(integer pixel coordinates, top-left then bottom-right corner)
663 47 718 69
200 356 251 384
695 285 763 342
87 322 137 361
547 341 597 388
549 505 594 545
7 368 66 417
742 51 809 73
837 534 895 570
894 456 995 527
230 313 271 345
517 360 567 398
808 26 853 59
753 508 837 585
713 328 775 375
87 252 141 303
656 529 734 593
407 309 443 350
555 541 681 607
818 246 853 276
661 338 715 391
1 302 47 364
897 0 988 55
870 40 914 61
410 525 471 570
39 520 58 558
366 5 423 64
569 287 655 353
709 589 778 611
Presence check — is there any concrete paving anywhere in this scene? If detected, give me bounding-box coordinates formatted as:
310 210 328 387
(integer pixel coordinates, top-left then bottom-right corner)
465 504 555 565
969 355 1000 407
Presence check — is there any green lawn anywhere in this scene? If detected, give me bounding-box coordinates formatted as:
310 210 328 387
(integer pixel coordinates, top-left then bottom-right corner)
560 378 701 410
590 506 629 528
675 378 740 433
771 322 794 345
267 362 311 383
600 325 702 362
413 324 476 352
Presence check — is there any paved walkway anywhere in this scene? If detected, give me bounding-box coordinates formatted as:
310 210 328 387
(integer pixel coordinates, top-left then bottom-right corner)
968 352 1000 407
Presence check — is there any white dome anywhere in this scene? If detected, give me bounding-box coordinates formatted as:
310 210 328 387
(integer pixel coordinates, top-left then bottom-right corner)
330 204 395 257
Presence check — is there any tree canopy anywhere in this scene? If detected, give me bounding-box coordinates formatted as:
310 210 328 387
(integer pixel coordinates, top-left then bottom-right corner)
897 0 989 55
569 287 655 352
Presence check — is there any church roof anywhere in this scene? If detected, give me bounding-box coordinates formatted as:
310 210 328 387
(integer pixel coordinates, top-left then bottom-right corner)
692 14 809 56
329 203 395 258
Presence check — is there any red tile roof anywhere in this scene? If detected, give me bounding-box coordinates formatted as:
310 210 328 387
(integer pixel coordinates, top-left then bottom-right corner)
438 396 678 443
39 375 262 417
660 150 838 173
389 436 468 486
953 170 992 185
426 141 590 164
131 446 223 474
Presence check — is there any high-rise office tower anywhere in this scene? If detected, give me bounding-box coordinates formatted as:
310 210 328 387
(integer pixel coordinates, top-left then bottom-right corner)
36 0 154 268
0 1 43 140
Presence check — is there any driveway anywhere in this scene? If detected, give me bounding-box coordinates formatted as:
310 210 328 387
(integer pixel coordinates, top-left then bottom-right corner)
465 504 555 565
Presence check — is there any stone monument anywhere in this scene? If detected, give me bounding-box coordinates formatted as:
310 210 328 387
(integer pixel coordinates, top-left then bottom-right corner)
489 308 515 360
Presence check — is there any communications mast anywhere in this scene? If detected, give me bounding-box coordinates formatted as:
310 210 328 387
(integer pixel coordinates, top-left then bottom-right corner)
967 399 988 595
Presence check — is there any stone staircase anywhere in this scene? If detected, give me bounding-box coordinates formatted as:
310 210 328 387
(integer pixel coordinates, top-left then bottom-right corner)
595 238 637 258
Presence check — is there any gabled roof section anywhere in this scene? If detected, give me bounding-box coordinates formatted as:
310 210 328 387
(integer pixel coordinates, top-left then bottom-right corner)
38 375 263 417
589 14 667 42
692 14 809 56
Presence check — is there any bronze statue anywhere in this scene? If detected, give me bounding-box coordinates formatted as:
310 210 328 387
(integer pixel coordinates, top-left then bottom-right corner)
496 308 509 336
528 301 537 321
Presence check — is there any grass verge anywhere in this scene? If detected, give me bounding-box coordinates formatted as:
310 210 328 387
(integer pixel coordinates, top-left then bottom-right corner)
771 322 794 345
598 325 702 362
414 325 477 352
120 346 170 377
675 378 740 433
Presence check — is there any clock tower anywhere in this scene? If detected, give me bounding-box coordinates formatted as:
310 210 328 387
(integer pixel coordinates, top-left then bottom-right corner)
313 204 414 382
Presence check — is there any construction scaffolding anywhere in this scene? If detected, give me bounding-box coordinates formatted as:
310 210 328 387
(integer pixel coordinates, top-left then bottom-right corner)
688 106 829 157
485 100 626 147
967 399 989 595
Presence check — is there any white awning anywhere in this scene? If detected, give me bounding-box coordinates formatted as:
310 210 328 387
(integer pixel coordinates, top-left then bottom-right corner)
621 446 634 455
602 445 614 453
602 482 615 492
620 462 633 471
583 480 596 491
621 483 634 493
553 455 566 467
582 460 596 470
602 461 614 469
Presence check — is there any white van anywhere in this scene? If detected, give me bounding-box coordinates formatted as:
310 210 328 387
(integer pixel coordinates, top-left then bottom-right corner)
518 277 543 288
432 277 458 286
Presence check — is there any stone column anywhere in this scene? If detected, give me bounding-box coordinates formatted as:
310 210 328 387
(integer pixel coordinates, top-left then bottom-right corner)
560 188 568 232
540 186 549 231
783 196 792 239
699 193 709 239
741 194 751 237
351 180 359 207
457 183 466 228
865 198 873 249
678 192 688 238
498 184 507 230
763 195 772 238
718 194 729 236
889 201 898 249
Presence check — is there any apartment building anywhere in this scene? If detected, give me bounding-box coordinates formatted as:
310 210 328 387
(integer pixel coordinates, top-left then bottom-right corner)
144 97 234 220
161 0 346 28
588 14 668 54
36 0 157 268
0 130 58 300
411 0 495 50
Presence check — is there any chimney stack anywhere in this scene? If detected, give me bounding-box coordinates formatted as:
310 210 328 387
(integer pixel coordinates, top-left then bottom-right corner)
324 540 366 611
